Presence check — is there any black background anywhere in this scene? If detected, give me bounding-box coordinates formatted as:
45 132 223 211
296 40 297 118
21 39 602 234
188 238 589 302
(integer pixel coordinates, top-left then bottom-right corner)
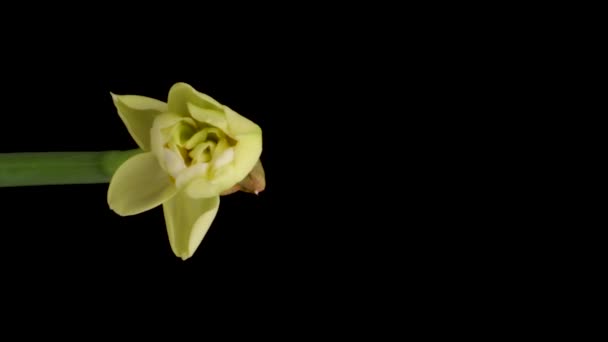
0 5 563 334
0 19 425 324
0 11 523 335
0 68 305 268
0 38 388 304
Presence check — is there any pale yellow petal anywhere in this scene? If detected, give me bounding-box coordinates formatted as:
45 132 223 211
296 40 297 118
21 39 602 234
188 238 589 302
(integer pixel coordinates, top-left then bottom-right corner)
185 176 227 199
167 82 223 115
223 106 262 137
186 132 262 198
111 94 168 151
150 112 190 172
232 133 263 179
107 152 177 216
162 192 220 260
187 102 228 131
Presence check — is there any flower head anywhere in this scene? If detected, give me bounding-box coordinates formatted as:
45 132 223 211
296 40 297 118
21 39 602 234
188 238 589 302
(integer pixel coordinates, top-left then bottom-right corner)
107 82 263 260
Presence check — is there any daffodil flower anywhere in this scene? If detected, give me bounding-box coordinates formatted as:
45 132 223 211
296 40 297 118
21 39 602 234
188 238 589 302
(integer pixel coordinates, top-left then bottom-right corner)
107 82 263 260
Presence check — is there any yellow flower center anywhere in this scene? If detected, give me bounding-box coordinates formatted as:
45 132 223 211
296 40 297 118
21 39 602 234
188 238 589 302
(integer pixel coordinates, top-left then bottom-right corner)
160 119 236 187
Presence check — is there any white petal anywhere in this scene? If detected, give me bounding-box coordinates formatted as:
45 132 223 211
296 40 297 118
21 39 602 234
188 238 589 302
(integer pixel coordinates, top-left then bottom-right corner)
151 112 190 172
213 147 234 169
163 148 186 178
175 162 209 188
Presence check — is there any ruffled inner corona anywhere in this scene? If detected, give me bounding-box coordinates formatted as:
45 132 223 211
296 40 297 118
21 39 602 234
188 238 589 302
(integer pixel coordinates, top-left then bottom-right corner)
160 118 237 188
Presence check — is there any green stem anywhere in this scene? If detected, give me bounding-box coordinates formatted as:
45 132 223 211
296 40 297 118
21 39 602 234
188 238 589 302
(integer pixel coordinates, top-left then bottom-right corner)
0 149 142 187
